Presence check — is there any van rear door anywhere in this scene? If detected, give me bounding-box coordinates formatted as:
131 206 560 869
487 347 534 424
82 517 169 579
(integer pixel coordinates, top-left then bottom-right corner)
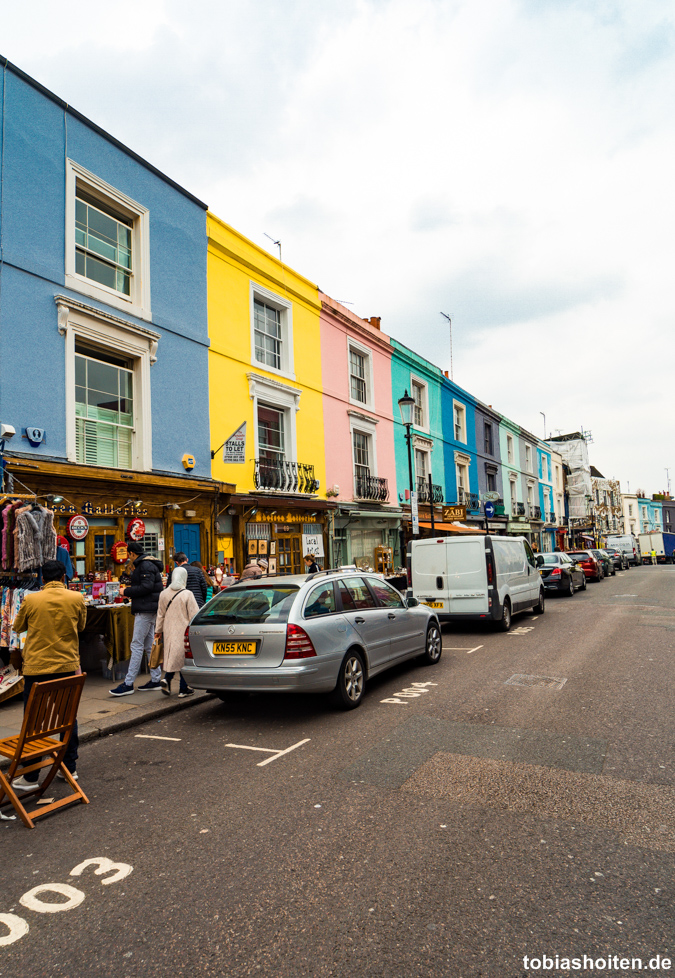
411 539 448 613
445 538 489 615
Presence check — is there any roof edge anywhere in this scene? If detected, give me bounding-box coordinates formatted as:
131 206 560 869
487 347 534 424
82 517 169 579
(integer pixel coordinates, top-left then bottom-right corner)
1 55 208 210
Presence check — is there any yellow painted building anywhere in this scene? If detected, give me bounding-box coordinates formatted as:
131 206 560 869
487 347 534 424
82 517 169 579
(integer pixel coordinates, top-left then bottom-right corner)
207 213 333 575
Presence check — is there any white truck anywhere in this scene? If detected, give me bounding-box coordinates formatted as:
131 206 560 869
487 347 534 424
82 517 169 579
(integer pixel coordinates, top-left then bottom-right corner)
638 531 675 564
605 533 641 567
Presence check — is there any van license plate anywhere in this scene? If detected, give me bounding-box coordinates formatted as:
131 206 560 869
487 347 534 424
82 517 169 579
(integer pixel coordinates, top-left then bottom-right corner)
422 601 444 609
213 641 257 655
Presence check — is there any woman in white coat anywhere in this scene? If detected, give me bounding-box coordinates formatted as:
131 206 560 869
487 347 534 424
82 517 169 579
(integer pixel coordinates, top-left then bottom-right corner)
155 566 199 697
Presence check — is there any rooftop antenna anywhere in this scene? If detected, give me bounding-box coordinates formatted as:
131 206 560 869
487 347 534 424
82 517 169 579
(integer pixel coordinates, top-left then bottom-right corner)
666 468 671 496
440 312 453 381
540 411 546 439
264 233 282 261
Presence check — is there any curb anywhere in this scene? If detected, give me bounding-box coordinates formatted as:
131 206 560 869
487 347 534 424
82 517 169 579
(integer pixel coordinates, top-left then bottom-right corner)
0 691 215 770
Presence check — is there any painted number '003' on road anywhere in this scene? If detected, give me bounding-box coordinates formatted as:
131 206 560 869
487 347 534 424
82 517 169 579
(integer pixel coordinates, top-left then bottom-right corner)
213 641 256 655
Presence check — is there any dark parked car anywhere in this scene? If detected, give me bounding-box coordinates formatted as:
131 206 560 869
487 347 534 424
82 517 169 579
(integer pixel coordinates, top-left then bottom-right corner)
604 548 628 571
566 550 603 582
590 549 615 576
536 552 587 596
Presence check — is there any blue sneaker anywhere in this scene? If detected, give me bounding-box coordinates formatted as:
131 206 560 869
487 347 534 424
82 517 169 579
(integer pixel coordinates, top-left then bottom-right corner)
109 682 134 696
137 680 162 691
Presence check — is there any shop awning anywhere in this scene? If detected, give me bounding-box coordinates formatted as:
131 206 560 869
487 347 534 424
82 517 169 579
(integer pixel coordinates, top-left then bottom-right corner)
581 533 595 541
416 521 485 534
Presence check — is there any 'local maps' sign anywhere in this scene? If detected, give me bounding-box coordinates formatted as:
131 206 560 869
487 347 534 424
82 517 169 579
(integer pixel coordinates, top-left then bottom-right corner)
223 423 246 464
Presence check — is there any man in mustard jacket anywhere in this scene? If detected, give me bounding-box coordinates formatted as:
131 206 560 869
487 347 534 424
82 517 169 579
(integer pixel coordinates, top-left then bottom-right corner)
10 559 86 790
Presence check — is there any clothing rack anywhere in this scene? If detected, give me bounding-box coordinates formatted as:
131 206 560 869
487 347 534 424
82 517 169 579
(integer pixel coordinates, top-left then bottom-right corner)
0 493 37 504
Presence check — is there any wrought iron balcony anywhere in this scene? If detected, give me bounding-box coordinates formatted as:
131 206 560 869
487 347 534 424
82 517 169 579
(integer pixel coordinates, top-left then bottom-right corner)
458 488 481 512
254 458 319 494
531 505 542 520
516 502 526 517
546 511 556 524
355 473 390 502
416 478 443 504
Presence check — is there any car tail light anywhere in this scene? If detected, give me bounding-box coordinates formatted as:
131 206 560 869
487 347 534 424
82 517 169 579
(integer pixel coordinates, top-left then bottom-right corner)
284 624 317 659
549 568 561 578
184 626 193 659
486 554 494 586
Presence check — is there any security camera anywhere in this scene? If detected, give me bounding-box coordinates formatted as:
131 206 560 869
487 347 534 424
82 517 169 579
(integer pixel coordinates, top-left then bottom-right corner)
0 424 16 439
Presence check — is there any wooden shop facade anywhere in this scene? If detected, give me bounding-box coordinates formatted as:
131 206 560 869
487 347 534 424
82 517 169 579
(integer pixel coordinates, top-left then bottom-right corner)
4 457 235 578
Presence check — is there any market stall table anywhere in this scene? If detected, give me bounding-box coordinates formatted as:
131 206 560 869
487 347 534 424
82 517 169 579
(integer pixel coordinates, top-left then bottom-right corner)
81 603 135 664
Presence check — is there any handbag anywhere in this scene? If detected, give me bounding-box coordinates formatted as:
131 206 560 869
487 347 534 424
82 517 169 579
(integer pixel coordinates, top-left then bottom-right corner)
149 592 179 669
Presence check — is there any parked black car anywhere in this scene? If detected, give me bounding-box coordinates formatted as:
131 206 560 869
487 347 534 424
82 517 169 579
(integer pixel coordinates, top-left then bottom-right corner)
536 552 587 596
604 548 628 571
590 549 616 576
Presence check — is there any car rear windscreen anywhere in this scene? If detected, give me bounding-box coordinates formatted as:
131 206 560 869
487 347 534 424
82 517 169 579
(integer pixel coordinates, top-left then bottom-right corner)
193 587 299 625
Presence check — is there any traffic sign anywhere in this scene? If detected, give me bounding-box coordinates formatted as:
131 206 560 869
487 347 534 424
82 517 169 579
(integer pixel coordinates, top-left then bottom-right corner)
484 502 495 519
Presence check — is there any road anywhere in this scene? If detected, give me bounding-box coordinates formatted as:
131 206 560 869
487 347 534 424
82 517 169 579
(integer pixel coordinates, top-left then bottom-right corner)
2 565 674 978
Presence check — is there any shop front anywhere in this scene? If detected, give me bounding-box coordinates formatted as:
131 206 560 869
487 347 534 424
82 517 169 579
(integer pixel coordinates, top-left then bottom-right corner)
332 506 404 573
220 496 337 577
4 457 233 578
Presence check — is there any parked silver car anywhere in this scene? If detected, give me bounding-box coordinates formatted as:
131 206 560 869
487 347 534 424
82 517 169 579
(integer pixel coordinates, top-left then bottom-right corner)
183 571 442 709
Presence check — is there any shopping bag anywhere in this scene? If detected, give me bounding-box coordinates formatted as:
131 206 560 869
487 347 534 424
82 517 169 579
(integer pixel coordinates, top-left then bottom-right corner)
149 638 163 669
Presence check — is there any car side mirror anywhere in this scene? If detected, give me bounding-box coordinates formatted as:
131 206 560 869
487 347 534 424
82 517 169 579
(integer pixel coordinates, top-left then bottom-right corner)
407 597 419 608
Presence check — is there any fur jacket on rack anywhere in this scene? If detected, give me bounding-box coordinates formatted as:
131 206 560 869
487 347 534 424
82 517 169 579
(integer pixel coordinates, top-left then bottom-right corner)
13 505 57 572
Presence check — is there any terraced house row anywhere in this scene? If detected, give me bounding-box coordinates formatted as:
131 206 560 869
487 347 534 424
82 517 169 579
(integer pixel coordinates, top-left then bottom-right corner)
0 58 571 579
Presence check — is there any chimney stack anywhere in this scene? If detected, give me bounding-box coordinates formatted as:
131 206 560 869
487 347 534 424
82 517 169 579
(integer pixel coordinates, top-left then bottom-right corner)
368 317 381 330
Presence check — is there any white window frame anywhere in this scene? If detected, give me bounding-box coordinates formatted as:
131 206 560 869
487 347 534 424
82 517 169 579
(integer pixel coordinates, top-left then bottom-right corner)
454 450 470 501
541 455 549 482
506 435 514 464
248 373 301 464
453 400 467 443
483 422 494 456
410 375 429 433
349 415 378 499
56 294 158 471
250 282 294 380
525 444 533 473
347 339 374 410
65 160 151 321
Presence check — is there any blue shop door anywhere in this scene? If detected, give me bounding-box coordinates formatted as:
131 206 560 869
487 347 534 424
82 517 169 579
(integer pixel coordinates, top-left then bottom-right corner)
173 524 201 563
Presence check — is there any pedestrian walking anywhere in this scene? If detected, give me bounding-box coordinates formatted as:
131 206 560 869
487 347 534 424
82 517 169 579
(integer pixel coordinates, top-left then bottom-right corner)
303 554 320 575
167 552 207 606
10 559 86 789
651 549 657 565
109 541 164 696
155 567 198 698
239 559 263 581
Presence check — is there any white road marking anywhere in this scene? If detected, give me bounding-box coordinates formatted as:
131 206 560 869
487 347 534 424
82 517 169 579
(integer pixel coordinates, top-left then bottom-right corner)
70 858 133 886
0 913 29 946
135 734 182 742
444 645 484 654
20 884 85 914
225 738 311 767
382 681 438 704
508 626 535 635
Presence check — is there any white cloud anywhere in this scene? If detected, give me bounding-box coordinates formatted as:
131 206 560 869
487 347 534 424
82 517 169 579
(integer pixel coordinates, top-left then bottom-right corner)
1 0 674 492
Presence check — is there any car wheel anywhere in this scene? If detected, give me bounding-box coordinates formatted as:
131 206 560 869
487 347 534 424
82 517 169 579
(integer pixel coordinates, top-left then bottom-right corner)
497 599 511 632
331 649 365 710
420 622 442 665
566 577 575 597
535 590 545 614
581 575 587 590
213 691 240 703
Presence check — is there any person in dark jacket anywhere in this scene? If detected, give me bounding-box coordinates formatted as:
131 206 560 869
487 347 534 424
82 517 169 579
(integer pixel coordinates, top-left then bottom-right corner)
166 552 207 607
303 554 320 575
109 541 164 696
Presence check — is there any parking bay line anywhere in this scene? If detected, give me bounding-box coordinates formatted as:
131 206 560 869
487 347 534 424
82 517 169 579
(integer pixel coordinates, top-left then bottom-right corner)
225 738 311 767
443 645 484 654
135 734 182 742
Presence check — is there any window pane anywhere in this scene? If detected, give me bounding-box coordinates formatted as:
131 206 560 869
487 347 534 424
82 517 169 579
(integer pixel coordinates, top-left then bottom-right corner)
304 583 337 618
87 360 119 396
353 431 369 468
341 577 376 609
258 405 284 457
369 580 404 608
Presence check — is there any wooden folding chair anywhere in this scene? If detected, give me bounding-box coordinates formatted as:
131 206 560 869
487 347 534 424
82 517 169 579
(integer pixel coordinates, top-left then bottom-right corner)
0 674 90 828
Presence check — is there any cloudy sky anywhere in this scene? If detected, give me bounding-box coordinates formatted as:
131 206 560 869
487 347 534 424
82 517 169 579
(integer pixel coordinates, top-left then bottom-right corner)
3 0 674 493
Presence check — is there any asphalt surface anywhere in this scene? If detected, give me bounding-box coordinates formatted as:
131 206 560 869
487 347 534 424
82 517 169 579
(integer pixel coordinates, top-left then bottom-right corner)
2 565 674 978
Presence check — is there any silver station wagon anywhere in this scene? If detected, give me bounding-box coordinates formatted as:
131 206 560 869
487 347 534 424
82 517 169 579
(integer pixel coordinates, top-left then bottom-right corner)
183 571 442 709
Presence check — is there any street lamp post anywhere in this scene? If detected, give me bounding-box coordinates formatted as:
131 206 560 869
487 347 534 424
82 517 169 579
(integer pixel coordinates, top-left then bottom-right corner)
398 390 417 537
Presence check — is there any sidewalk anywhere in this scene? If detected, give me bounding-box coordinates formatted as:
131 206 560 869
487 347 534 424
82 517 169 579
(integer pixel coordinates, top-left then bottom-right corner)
0 674 213 751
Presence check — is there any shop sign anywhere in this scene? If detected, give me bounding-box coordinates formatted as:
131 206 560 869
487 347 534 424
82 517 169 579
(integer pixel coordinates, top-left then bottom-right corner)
302 533 324 558
223 422 246 464
67 515 89 540
256 512 306 523
126 518 146 541
411 491 419 535
507 522 531 532
111 541 129 564
443 505 466 522
53 501 149 516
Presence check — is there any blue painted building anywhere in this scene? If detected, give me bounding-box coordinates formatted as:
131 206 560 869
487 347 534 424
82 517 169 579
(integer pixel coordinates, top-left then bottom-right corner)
0 58 229 572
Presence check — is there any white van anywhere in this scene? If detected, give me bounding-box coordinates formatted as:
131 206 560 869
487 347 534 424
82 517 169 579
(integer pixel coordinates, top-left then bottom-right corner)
410 535 544 631
606 533 640 566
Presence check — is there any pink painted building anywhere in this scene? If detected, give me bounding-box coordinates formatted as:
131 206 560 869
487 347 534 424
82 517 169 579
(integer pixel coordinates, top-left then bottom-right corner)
319 294 402 570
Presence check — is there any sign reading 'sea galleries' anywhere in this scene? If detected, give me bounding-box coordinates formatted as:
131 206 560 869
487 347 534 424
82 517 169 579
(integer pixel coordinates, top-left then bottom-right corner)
223 423 246 464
